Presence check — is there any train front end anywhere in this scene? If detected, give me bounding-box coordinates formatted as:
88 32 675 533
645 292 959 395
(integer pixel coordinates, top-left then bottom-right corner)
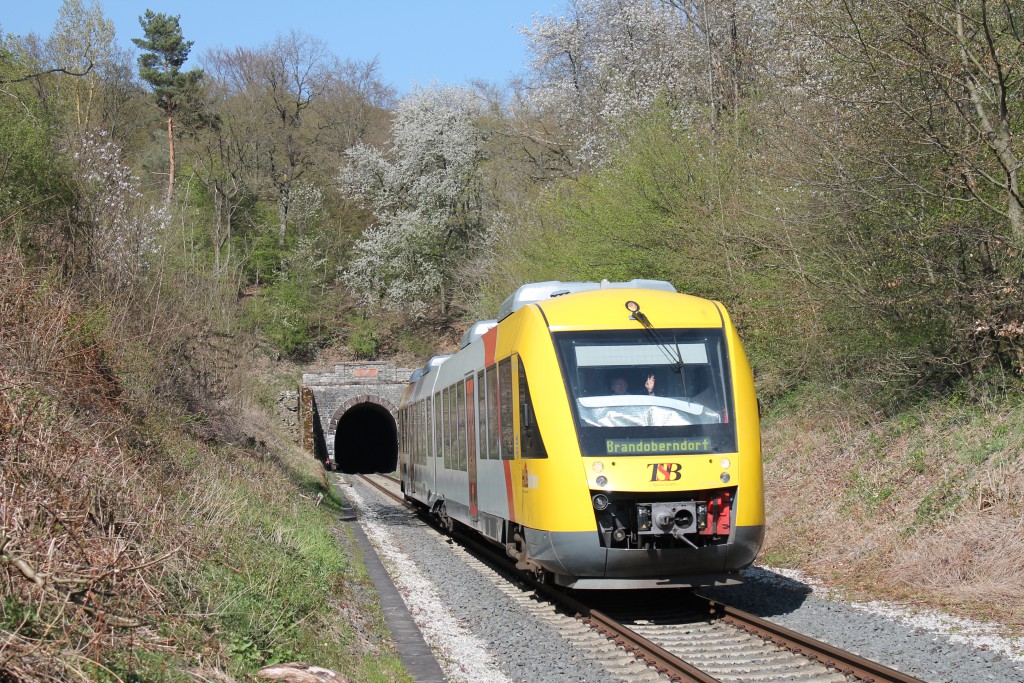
510 285 764 589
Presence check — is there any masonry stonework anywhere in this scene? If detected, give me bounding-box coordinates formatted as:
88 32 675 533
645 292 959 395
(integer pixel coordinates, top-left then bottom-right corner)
301 361 413 468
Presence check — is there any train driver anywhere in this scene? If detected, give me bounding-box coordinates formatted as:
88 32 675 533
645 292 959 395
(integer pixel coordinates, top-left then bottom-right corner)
609 373 657 396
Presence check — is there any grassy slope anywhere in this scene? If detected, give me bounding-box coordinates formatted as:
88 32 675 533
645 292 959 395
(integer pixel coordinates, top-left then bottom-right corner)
760 387 1024 628
0 258 410 682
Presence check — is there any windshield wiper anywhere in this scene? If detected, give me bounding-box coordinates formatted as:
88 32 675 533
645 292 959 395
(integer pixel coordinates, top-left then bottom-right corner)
624 300 688 395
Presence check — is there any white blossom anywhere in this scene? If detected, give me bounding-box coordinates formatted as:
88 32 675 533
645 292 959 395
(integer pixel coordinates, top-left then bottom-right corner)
71 130 160 285
340 85 489 316
520 0 782 164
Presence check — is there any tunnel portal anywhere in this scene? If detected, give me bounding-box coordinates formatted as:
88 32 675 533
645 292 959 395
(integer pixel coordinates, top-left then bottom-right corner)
333 401 398 474
303 362 412 471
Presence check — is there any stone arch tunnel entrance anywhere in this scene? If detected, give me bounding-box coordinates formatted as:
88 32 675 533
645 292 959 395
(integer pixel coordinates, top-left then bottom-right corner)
333 400 398 474
302 361 413 473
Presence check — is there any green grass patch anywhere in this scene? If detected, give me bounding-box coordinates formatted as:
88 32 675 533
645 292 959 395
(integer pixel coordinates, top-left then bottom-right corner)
908 475 962 534
842 469 896 511
194 471 402 680
758 547 805 568
134 416 407 682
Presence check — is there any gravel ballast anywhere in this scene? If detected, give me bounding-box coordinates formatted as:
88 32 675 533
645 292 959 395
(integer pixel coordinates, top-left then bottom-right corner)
702 568 1024 683
340 474 1024 683
339 475 626 682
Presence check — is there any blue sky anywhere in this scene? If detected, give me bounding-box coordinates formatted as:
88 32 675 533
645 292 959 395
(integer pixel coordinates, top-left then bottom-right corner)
1 1 565 94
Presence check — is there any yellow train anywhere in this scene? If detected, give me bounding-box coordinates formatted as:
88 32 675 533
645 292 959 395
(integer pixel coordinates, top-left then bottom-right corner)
398 280 764 589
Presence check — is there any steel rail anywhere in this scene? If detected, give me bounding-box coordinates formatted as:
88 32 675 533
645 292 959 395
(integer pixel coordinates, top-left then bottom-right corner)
536 583 722 683
700 598 924 683
355 474 924 683
355 474 716 681
356 473 410 506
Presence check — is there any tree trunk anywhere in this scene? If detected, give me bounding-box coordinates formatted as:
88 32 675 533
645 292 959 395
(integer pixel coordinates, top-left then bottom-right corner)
955 3 1024 245
213 188 223 272
278 186 289 247
166 113 175 204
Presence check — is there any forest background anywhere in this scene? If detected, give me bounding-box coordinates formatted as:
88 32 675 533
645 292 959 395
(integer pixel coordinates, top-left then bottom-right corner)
2 1 1023 681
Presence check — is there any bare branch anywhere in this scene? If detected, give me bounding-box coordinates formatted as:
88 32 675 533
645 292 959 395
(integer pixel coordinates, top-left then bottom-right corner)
0 61 94 85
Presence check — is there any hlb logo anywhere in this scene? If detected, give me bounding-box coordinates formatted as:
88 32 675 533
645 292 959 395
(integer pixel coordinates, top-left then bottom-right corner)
648 463 682 481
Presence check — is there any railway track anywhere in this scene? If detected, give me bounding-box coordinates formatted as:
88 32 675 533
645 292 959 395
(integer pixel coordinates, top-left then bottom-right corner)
355 473 924 683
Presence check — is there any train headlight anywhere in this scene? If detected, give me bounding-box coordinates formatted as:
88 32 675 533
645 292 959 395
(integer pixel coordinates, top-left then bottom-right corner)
592 493 610 511
720 472 731 483
720 458 731 469
592 461 604 473
596 475 608 487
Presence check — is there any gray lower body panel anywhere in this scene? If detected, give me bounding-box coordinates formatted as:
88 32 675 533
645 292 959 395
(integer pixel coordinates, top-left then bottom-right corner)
524 525 764 588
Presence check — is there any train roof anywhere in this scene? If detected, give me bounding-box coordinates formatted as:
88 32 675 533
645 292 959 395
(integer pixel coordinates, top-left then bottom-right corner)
497 279 676 321
460 320 497 349
426 354 451 370
407 354 452 386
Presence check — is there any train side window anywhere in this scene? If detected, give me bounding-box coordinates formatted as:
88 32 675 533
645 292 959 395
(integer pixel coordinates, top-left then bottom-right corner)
410 404 416 464
449 386 457 469
413 405 418 464
415 401 422 465
399 407 405 455
518 359 548 459
456 380 467 471
444 385 452 471
498 358 513 460
421 400 429 464
477 370 488 459
486 365 499 460
442 386 451 470
410 403 417 465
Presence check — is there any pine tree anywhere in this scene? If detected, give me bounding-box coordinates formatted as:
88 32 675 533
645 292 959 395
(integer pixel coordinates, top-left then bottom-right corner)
132 10 202 203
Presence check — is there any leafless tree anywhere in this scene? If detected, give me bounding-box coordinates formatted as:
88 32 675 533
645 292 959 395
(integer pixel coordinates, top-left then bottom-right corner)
204 32 393 247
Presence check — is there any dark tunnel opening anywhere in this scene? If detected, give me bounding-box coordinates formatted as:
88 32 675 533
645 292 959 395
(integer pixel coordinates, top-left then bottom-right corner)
334 402 398 474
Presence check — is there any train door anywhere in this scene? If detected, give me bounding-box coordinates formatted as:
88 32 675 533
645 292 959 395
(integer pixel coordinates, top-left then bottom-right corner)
496 357 519 526
465 374 479 521
398 405 410 493
515 355 547 528
431 390 442 499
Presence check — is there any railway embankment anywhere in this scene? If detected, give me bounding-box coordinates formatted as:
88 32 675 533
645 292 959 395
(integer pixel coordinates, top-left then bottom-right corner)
0 256 409 682
759 386 1024 631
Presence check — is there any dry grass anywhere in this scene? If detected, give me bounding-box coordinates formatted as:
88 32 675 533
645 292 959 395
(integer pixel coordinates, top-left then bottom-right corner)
0 251 405 682
761 392 1024 628
0 252 187 680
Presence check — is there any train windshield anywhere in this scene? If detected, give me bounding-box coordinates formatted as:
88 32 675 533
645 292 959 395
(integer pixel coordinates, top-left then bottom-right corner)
554 329 737 456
